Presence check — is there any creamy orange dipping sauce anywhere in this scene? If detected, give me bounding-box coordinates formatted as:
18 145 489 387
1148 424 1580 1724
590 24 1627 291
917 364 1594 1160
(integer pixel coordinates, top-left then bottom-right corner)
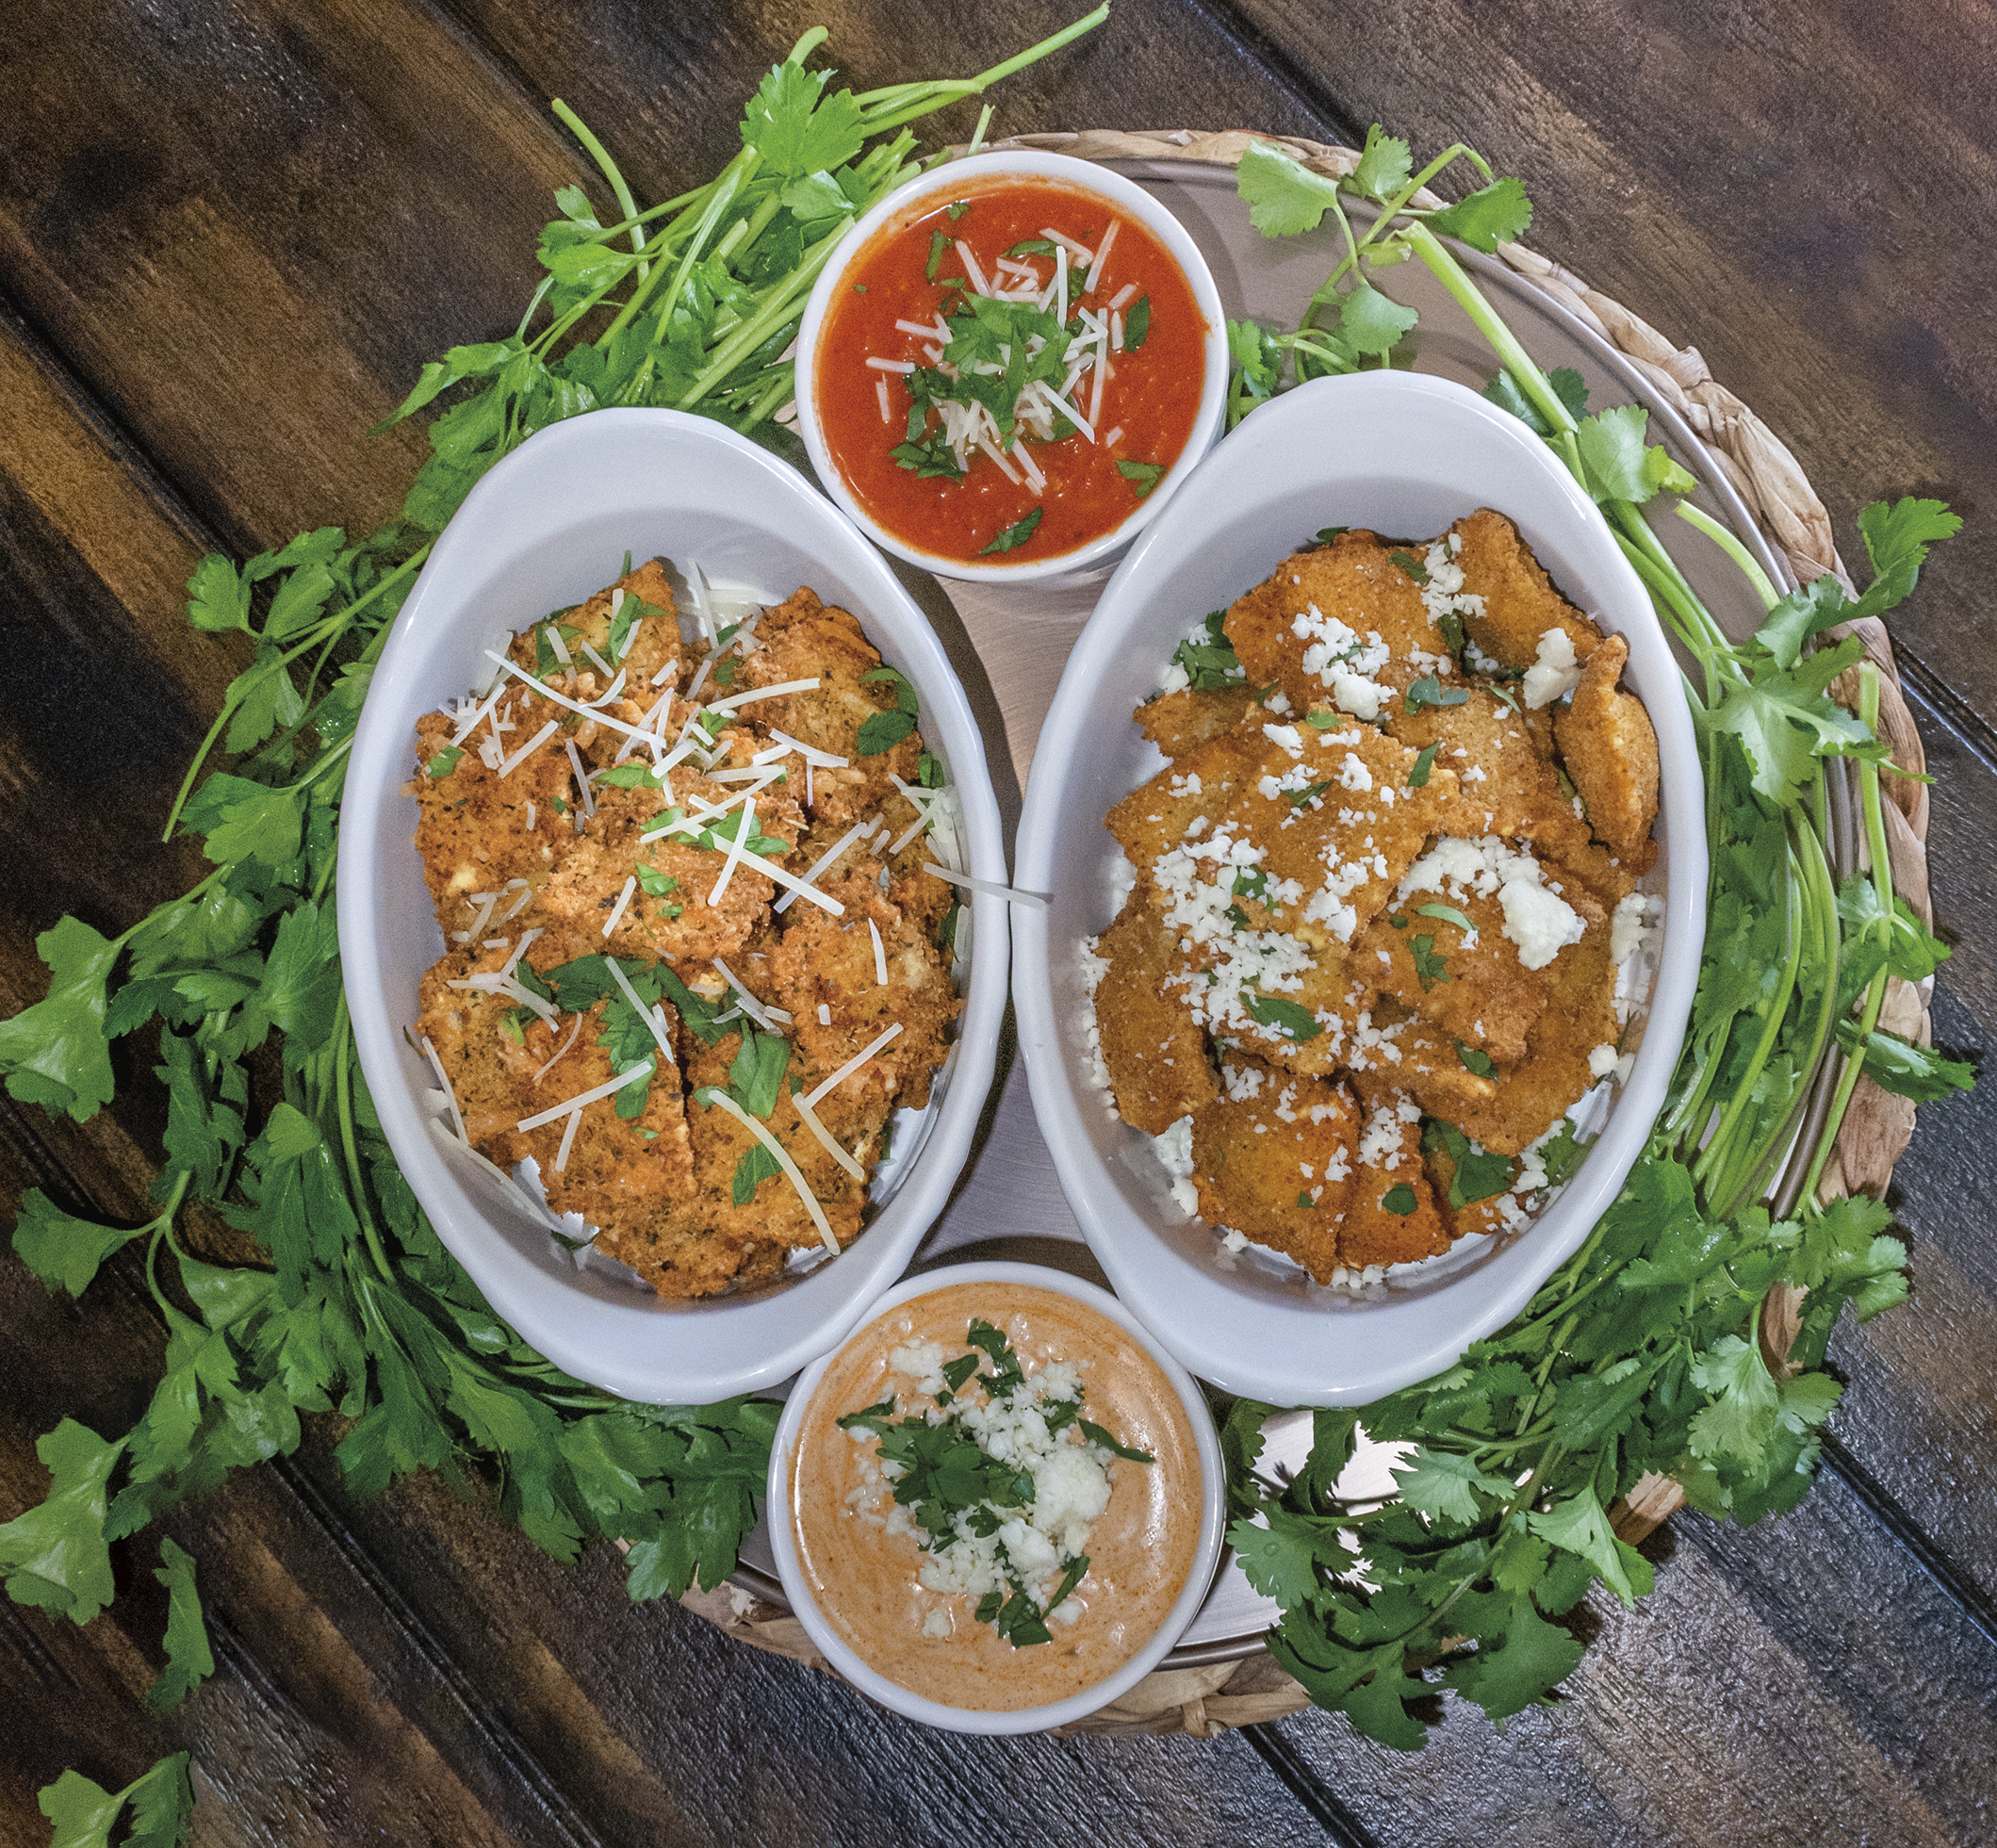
789 1282 1203 1711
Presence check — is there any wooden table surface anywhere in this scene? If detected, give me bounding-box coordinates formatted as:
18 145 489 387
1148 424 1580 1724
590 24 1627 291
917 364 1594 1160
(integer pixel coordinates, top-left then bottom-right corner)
4 3 1993 1842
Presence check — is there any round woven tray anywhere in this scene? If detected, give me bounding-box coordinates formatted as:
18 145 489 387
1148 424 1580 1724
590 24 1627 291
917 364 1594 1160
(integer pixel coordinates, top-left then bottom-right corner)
670 130 1938 1738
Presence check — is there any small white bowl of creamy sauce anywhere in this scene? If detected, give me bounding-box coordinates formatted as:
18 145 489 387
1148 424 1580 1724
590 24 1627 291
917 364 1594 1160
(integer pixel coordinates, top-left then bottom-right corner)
767 1261 1225 1733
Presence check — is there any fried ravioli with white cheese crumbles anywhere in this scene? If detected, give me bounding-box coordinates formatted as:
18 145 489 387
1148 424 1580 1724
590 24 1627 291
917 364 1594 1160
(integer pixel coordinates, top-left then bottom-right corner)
409 560 963 1300
1091 514 1661 1284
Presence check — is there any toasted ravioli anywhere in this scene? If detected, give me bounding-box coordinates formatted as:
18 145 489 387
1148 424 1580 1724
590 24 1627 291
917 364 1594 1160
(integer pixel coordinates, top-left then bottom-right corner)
1449 510 1604 670
1093 901 1219 1134
1189 1060 1356 1284
763 865 958 1115
735 588 922 828
1223 532 1446 714
410 568 960 1301
1135 685 1263 761
1422 1136 1522 1243
1340 1096 1452 1269
1446 914 1620 1156
1354 886 1556 1064
1344 1006 1501 1121
1387 687 1594 860
1555 633 1661 867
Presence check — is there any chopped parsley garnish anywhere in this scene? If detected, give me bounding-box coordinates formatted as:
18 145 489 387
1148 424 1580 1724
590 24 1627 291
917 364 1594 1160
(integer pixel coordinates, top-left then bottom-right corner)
833 1319 1151 1650
980 507 1043 555
1535 1117 1593 1186
1288 779 1334 809
426 744 463 779
729 1142 782 1203
1416 902 1477 936
1420 1120 1514 1209
890 434 964 480
534 621 581 675
1387 548 1430 584
1381 1184 1419 1216
1408 744 1438 787
635 863 679 896
1233 867 1269 905
925 228 948 282
1117 458 1167 499
1410 934 1451 989
712 657 737 686
1123 294 1151 350
1313 525 1350 547
857 709 917 755
1403 674 1471 713
1455 1038 1498 1078
1297 1191 1314 1209
917 749 947 788
1245 991 1322 1041
1007 237 1056 256
1170 611 1243 691
944 199 971 221
1304 709 1344 730
597 761 662 789
1434 608 1467 657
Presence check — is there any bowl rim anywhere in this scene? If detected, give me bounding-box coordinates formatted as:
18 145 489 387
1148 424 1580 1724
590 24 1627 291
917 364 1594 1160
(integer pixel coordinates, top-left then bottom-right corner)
792 147 1233 584
1010 368 1709 1406
336 406 1011 1405
763 1259 1228 1735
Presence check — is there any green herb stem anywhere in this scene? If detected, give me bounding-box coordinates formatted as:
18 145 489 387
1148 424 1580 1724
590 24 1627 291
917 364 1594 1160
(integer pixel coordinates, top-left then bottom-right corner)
551 100 647 277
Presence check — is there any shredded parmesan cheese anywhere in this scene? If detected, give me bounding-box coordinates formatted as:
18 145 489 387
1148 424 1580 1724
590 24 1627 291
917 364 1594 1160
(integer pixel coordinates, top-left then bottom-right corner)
602 875 636 938
803 1022 905 1109
869 919 889 986
922 863 1048 908
516 1059 653 1133
792 1089 865 1181
498 720 558 778
418 1036 467 1142
699 1087 839 1252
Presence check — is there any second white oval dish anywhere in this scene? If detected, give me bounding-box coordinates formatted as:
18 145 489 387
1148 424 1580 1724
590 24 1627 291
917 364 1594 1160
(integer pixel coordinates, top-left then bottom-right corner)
1012 370 1707 1407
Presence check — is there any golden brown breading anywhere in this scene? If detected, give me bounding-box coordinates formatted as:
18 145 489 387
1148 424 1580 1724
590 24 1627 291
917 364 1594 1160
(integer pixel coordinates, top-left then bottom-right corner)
1135 685 1263 761
1197 951 1379 1082
1352 885 1563 1065
1449 510 1604 670
1343 1006 1500 1121
1093 900 1219 1134
502 556 687 704
411 706 576 912
1386 687 1594 860
415 944 700 1278
1554 633 1661 868
1188 1059 1356 1284
1222 532 1446 713
1339 1095 1452 1269
735 587 922 828
1444 913 1619 1156
762 864 959 1115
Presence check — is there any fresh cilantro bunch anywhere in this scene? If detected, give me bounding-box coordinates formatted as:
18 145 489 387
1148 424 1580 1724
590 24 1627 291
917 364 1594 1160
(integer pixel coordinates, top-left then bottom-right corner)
0 12 1107 1729
1219 128 1972 1750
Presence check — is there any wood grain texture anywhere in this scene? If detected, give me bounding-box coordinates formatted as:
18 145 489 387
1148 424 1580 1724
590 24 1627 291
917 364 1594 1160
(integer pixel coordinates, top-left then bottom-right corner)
1 0 1993 1841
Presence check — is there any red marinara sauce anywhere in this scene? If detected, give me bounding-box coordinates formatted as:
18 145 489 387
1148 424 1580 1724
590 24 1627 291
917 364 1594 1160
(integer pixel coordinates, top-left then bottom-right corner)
812 178 1209 565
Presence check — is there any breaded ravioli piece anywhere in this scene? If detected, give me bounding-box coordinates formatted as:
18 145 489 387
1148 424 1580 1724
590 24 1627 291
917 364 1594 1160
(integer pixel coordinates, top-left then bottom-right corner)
1092 900 1218 1134
764 864 958 1115
1343 1006 1500 1122
1449 510 1604 671
1202 952 1379 1081
1340 1094 1452 1269
735 587 922 828
1223 532 1448 715
412 705 576 919
1386 686 1594 860
1188 1058 1356 1284
415 945 698 1272
1135 685 1263 762
1554 633 1661 867
679 1030 869 1275
504 557 686 701
1352 886 1554 1064
1447 913 1620 1157
1421 1134 1522 1243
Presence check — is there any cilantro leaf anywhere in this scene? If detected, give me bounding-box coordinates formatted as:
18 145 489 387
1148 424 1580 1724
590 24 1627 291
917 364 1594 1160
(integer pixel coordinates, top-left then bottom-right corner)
1403 674 1470 713
40 1753 195 1848
980 507 1043 555
1439 1592 1586 1722
1334 282 1420 357
1528 1491 1652 1606
1420 1120 1512 1208
1482 365 1588 436
1236 139 1345 236
1348 124 1414 202
1391 1447 1514 1527
1170 612 1244 691
1410 934 1451 989
1380 1184 1418 1216
0 915 121 1120
860 663 921 715
1851 497 1961 619
1833 1021 1976 1101
1117 458 1167 498
1416 902 1477 936
146 1537 215 1712
1455 1039 1497 1079
1228 1508 1328 1606
1386 548 1430 584
739 61 866 179
1245 991 1322 1041
0 1418 123 1625
1423 175 1534 253
1079 1418 1154 1463
11 1190 140 1298
1752 576 1851 674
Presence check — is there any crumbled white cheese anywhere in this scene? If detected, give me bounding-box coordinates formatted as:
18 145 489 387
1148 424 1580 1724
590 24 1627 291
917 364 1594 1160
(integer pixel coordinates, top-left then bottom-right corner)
1153 1115 1200 1215
1587 1042 1621 1079
1332 671 1390 722
1077 935 1117 1107
1521 627 1582 708
1398 834 1583 971
1337 752 1374 793
1500 879 1587 970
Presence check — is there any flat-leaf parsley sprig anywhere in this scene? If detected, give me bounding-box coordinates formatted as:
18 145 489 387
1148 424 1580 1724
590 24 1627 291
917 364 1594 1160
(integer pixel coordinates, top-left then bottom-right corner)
1218 127 1972 1751
0 11 1105 1690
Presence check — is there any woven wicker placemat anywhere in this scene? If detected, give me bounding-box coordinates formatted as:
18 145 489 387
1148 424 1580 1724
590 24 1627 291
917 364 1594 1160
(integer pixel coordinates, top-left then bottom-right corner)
671 131 1936 1739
